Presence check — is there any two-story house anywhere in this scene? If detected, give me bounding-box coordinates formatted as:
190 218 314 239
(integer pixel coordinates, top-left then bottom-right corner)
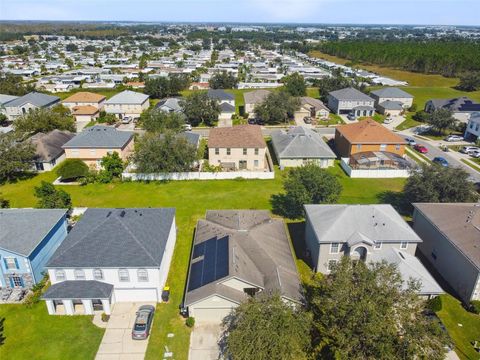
327 87 375 118
104 90 149 120
3 92 60 120
464 112 480 141
62 91 106 111
42 208 176 315
370 87 414 116
0 209 68 290
304 204 443 297
208 125 268 171
425 97 480 123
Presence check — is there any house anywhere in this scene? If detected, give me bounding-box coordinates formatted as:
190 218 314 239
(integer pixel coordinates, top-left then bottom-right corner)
42 208 176 315
0 209 68 290
295 97 330 122
413 203 480 304
155 98 182 113
0 94 19 117
271 126 336 168
29 130 75 171
62 92 106 111
243 89 271 115
327 87 375 118
189 82 210 90
104 90 150 119
370 87 414 113
62 125 134 169
207 89 235 107
425 97 480 123
183 210 302 323
71 106 100 131
218 102 235 125
464 112 480 141
304 204 443 297
208 125 268 171
3 92 60 120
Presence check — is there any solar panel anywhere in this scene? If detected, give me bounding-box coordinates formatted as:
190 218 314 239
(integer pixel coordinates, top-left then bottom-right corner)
188 261 203 291
192 241 205 259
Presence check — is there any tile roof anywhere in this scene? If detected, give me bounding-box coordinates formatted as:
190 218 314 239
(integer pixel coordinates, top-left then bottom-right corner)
72 105 100 115
42 280 114 300
29 130 75 162
208 125 265 148
105 90 149 105
62 125 133 149
62 92 106 104
329 87 374 102
335 119 406 144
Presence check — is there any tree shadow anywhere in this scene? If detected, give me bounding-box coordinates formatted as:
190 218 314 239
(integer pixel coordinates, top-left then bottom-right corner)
270 193 289 217
376 190 412 216
0 317 5 346
0 171 37 185
287 221 313 268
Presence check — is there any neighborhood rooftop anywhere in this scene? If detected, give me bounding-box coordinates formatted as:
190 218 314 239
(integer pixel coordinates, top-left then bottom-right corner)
3 91 59 108
42 280 114 300
370 87 413 98
208 125 265 148
62 125 133 148
104 90 149 104
62 92 106 103
29 130 75 162
329 87 374 101
336 119 407 144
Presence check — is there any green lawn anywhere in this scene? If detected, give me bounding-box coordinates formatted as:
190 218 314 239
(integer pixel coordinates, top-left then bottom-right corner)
436 294 480 360
0 302 104 360
54 87 124 100
396 113 422 131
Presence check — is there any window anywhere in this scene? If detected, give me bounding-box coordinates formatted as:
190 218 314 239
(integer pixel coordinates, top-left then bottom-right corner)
374 242 382 250
400 242 408 250
55 270 66 281
93 269 103 280
226 148 231 155
74 269 86 280
254 160 259 167
137 269 149 282
11 276 23 287
380 144 387 151
118 269 129 282
327 259 338 271
243 148 247 155
215 148 219 155
356 144 362 151
4 258 18 270
330 242 340 254
254 148 259 155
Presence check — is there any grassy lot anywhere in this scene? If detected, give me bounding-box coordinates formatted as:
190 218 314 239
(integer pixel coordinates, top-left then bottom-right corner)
54 87 123 100
396 113 422 131
436 294 480 360
0 302 104 360
462 159 480 172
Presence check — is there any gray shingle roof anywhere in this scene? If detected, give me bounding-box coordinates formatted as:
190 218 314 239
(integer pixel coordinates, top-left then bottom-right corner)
370 87 413 99
378 100 404 110
29 130 75 162
243 90 271 105
0 94 18 106
42 280 114 300
271 126 336 159
207 89 234 101
427 97 480 113
3 92 60 108
62 126 133 149
0 209 67 256
105 90 149 105
329 87 374 102
155 97 182 112
220 102 235 112
47 208 175 268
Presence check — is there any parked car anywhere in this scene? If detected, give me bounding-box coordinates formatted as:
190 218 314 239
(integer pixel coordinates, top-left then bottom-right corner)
303 116 312 124
132 305 155 340
414 144 428 154
461 146 480 154
414 125 431 134
255 118 265 126
247 118 256 125
433 157 449 167
444 134 464 142
383 117 393 124
470 150 480 158
121 117 132 124
405 137 417 146
183 124 192 131
347 113 356 121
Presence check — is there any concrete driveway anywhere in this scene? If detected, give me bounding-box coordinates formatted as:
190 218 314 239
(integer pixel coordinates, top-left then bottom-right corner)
189 323 223 360
96 302 156 360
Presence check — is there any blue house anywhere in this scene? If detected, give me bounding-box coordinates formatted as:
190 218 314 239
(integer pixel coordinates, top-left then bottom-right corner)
0 209 68 289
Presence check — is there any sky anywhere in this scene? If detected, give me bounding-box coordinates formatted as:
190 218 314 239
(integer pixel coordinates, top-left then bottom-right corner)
1 0 479 26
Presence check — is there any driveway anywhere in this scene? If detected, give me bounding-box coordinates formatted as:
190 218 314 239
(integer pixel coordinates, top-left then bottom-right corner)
96 302 156 360
189 323 223 360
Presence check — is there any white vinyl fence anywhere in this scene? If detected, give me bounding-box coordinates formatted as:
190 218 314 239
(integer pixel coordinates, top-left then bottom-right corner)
340 158 410 178
122 171 275 181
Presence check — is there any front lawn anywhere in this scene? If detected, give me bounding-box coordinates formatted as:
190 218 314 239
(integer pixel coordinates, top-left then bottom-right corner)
396 112 422 131
0 302 104 360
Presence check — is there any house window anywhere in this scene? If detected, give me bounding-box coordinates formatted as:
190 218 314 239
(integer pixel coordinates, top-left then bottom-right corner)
243 148 247 155
254 148 259 155
118 269 129 282
226 148 231 155
356 144 362 151
254 160 259 167
330 242 340 254
74 269 86 280
4 258 18 270
11 276 23 287
400 242 408 250
93 269 103 280
55 270 66 281
380 144 387 151
374 242 382 250
327 259 338 271
137 269 149 282
215 148 219 155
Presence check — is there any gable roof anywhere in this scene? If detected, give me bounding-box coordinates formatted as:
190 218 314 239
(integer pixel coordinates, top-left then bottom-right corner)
62 125 133 149
428 97 480 113
208 125 265 148
243 90 271 105
29 130 75 162
47 208 175 268
4 92 60 108
0 209 67 256
105 90 149 105
336 119 406 144
370 87 413 99
185 210 302 306
271 126 336 159
304 204 421 244
329 87 374 102
0 94 18 106
300 97 329 112
155 97 182 112
207 89 235 101
378 100 404 110
220 102 235 112
72 105 100 116
62 92 106 104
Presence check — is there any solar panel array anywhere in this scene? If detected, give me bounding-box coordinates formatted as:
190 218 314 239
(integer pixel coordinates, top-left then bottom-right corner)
188 236 229 291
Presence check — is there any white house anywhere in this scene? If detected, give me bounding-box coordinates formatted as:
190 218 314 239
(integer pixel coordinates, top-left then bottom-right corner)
42 208 176 315
104 90 150 120
327 87 375 118
3 92 60 120
464 112 480 141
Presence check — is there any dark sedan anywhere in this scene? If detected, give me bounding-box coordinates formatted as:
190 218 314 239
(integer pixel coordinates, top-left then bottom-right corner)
132 305 155 340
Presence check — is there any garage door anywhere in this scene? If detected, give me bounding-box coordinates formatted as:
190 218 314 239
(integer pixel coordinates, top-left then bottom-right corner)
114 288 158 302
193 308 233 323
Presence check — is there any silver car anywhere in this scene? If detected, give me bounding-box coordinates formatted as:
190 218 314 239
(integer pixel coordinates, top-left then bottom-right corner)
132 305 155 340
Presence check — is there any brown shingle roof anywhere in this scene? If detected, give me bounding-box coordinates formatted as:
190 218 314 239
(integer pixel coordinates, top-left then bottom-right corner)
72 105 99 115
62 92 106 104
208 125 266 148
336 119 406 144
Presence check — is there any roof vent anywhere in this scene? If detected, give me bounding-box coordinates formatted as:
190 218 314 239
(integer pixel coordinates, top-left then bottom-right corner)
120 210 126 218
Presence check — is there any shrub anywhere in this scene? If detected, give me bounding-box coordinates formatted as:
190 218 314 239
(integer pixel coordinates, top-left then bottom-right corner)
101 313 110 322
186 316 195 328
427 296 442 312
470 300 480 314
56 159 89 181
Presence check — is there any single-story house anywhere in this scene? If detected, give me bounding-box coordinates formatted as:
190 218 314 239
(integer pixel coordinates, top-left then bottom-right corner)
3 92 60 120
370 87 413 110
207 89 235 107
271 126 336 168
0 94 19 117
0 209 68 290
29 130 75 172
155 98 182 113
183 210 302 323
43 208 176 315
62 92 106 111
294 97 330 122
304 204 443 298
464 112 480 141
376 100 404 116
327 87 375 118
243 89 271 115
413 203 480 304
425 97 480 123
104 90 150 119
219 102 235 124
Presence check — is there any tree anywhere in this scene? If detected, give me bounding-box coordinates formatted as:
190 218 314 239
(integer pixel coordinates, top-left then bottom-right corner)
282 72 307 96
0 132 35 183
271 163 342 219
101 152 124 178
65 43 78 52
0 194 9 208
34 181 72 209
14 106 75 136
131 132 198 173
0 72 34 96
221 294 311 360
139 109 185 133
0 113 8 126
404 163 477 204
306 257 449 360
457 72 480 92
180 92 220 126
254 91 300 125
144 74 190 99
209 71 238 89
425 109 457 134
56 159 89 181
315 72 361 103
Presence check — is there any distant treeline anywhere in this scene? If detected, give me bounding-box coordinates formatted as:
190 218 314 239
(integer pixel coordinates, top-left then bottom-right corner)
317 40 480 77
